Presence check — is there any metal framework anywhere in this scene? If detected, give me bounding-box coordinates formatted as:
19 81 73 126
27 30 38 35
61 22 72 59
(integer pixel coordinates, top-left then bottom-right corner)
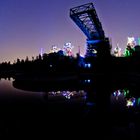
70 3 108 57
70 3 105 40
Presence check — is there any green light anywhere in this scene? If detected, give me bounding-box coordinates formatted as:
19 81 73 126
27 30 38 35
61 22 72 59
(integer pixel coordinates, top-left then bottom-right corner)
138 38 140 46
124 47 135 57
123 89 129 97
137 98 140 105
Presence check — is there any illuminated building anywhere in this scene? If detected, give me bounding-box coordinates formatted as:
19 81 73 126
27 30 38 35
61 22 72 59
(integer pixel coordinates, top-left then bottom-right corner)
124 37 136 57
127 37 136 48
49 45 61 53
63 42 74 56
114 44 122 57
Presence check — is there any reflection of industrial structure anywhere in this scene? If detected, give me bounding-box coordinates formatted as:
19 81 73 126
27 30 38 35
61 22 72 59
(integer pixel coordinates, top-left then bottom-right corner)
70 3 110 57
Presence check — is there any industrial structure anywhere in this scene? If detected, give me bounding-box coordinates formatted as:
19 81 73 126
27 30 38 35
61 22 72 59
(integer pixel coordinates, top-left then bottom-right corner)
70 3 110 57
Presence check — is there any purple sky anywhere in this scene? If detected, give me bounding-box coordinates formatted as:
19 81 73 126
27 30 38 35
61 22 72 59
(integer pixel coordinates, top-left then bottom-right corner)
0 0 140 62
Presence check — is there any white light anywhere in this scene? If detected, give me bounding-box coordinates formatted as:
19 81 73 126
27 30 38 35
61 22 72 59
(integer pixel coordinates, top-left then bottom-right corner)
86 79 91 83
127 37 136 47
40 48 43 57
63 42 74 56
87 63 91 68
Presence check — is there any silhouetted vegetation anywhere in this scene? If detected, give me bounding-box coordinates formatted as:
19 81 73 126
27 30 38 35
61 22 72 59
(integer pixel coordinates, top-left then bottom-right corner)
0 52 79 79
0 44 140 85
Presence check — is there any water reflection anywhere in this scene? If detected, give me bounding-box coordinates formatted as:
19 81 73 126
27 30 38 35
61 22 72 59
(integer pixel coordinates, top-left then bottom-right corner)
48 90 86 100
126 97 136 107
1 78 140 138
112 88 140 108
12 77 140 111
12 78 81 92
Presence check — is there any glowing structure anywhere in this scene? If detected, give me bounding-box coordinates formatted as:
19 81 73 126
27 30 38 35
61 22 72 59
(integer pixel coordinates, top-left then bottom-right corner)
114 44 122 57
124 37 136 57
70 3 110 57
49 45 60 53
127 37 136 48
124 46 134 57
63 42 74 56
40 48 43 57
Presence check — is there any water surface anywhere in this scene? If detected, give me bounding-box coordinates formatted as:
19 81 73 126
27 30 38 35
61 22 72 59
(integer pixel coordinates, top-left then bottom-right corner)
1 78 140 139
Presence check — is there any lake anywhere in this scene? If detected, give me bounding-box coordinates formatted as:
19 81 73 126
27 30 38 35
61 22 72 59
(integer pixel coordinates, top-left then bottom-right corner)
0 78 140 139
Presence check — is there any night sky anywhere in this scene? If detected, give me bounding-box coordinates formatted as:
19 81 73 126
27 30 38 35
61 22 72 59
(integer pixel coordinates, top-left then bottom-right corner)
0 0 140 62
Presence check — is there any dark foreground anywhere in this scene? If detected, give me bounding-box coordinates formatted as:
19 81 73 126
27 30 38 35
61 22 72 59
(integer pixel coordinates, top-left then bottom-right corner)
0 78 140 139
48 97 140 140
0 91 137 139
0 96 48 139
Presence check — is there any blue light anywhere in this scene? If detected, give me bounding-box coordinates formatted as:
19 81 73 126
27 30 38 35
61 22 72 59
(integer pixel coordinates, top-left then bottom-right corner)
84 63 91 68
87 79 90 83
87 40 101 44
87 63 91 68
84 79 91 83
86 102 95 106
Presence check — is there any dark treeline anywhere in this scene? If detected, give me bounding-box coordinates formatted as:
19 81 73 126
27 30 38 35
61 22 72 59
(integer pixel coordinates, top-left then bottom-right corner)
0 52 79 79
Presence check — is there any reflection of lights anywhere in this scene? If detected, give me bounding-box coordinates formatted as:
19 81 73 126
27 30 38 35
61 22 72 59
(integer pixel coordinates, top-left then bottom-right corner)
126 98 136 107
62 91 74 99
113 90 121 96
127 100 133 107
113 90 122 100
48 90 86 100
123 89 129 97
86 102 95 106
113 90 121 100
112 89 130 100
112 88 140 108
113 89 129 98
84 63 91 68
51 91 56 95
84 79 91 83
92 49 97 54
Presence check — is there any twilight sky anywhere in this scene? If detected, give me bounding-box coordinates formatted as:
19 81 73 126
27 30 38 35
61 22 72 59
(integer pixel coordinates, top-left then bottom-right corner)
0 0 140 62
